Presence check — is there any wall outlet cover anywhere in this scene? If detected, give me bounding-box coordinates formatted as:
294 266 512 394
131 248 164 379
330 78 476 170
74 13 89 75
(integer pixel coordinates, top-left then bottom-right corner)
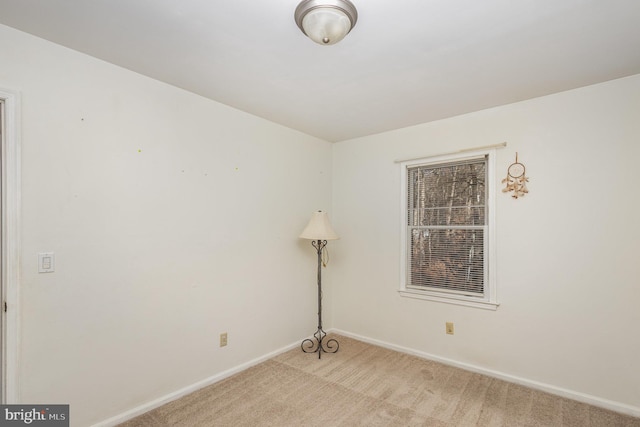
446 322 454 335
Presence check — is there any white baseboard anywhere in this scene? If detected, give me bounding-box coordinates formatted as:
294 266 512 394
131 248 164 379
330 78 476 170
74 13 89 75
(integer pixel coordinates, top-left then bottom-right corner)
91 340 300 427
330 328 640 418
93 330 640 425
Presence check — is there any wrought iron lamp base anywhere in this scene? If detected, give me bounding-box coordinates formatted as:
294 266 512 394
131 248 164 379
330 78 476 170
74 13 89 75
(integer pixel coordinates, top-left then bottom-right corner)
301 327 339 359
301 239 339 359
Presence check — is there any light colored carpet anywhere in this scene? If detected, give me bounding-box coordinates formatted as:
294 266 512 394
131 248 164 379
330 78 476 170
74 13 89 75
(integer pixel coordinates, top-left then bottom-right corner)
119 335 640 426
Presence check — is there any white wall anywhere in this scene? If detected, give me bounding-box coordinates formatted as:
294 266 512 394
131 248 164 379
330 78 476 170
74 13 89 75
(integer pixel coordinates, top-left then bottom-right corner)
3 20 640 425
0 24 333 426
331 74 640 413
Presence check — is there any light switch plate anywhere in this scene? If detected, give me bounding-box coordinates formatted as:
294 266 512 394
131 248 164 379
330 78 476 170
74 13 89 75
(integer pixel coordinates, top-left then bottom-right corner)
38 252 55 273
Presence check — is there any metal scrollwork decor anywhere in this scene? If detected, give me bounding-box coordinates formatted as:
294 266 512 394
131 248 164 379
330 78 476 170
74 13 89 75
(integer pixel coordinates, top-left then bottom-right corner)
502 152 529 199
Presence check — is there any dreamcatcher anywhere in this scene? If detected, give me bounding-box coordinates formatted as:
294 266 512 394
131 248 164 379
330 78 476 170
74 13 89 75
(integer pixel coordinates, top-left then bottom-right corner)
502 153 529 198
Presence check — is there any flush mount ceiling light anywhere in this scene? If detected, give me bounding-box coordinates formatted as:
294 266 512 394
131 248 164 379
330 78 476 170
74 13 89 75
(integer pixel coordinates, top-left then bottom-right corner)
294 0 358 45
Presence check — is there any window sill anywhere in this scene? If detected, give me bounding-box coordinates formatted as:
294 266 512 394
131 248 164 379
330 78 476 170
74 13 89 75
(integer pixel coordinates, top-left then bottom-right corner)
398 289 499 311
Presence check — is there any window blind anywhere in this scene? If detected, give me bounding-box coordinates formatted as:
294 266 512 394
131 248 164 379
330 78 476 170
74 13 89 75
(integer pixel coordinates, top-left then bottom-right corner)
406 157 487 296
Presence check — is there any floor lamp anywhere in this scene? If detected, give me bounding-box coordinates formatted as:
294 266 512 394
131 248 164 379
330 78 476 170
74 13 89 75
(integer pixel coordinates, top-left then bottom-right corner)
299 210 339 359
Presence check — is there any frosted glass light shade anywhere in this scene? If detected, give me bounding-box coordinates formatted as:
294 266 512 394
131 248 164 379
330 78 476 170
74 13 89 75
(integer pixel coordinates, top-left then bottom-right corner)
299 211 339 240
295 0 358 46
302 8 351 45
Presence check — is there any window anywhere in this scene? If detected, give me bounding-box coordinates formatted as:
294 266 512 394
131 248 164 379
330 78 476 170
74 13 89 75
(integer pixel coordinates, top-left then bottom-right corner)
400 150 498 310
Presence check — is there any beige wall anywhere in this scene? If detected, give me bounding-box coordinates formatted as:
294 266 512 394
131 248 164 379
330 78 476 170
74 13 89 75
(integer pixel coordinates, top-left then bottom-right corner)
331 73 640 414
0 24 333 426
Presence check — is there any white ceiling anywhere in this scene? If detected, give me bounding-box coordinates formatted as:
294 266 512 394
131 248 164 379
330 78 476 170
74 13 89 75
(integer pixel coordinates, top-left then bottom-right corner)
1 0 639 142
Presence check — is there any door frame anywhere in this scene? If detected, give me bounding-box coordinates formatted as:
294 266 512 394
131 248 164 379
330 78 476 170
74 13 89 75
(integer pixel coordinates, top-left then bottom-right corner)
0 87 20 403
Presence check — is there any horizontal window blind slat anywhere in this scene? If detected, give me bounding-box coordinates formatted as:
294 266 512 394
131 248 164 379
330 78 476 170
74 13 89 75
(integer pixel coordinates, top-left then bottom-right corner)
408 206 485 226
409 225 486 230
406 285 484 297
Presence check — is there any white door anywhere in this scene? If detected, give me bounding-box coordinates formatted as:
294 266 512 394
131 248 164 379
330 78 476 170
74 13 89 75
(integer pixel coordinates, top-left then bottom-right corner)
0 98 4 402
0 88 20 404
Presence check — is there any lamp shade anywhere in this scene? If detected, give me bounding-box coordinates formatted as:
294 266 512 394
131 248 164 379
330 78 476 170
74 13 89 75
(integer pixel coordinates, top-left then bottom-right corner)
294 0 358 45
299 211 339 240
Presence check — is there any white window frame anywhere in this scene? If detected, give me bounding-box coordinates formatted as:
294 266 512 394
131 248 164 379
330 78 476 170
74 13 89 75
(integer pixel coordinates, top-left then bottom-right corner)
399 148 498 310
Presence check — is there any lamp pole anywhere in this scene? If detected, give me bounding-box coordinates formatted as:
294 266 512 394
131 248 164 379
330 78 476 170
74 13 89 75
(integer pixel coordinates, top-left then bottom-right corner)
301 239 339 358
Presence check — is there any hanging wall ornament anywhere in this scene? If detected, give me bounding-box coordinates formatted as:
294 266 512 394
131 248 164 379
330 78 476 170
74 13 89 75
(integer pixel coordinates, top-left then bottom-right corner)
502 153 529 198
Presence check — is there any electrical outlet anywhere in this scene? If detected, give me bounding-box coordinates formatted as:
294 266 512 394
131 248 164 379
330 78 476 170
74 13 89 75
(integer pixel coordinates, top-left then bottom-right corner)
220 332 228 347
446 322 454 335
